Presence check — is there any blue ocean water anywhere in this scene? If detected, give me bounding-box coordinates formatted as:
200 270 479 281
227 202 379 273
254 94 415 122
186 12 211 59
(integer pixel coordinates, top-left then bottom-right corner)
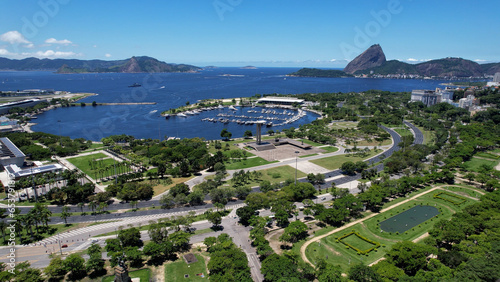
0 68 450 141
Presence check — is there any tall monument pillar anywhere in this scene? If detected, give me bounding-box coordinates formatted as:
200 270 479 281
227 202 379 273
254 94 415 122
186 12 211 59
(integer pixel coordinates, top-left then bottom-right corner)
255 120 265 145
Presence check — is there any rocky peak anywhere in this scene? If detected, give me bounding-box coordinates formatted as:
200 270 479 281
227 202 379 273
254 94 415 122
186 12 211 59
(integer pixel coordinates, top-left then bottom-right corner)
343 44 386 74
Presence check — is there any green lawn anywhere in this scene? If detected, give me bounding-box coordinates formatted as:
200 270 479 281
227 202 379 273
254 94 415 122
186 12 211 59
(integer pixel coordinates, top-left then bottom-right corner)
225 157 277 170
165 253 208 281
298 139 325 147
356 138 392 146
310 149 379 170
328 121 358 130
102 268 151 282
341 233 379 252
304 185 479 272
464 157 499 172
416 126 435 146
476 152 500 160
300 154 318 158
320 146 340 153
393 128 413 137
67 153 132 180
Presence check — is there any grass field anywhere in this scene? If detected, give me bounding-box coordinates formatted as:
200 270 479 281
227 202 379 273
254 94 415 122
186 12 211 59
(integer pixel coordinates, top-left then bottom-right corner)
476 152 500 159
304 185 479 272
416 126 435 145
150 176 194 196
300 154 318 158
320 146 340 153
310 149 379 170
464 157 499 172
165 253 208 281
356 139 392 146
102 268 151 282
225 157 277 170
393 128 413 137
67 153 124 180
298 139 325 147
328 121 358 130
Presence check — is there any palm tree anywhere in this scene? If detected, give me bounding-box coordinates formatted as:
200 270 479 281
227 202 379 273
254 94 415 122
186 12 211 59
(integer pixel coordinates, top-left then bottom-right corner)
89 201 97 214
0 221 7 243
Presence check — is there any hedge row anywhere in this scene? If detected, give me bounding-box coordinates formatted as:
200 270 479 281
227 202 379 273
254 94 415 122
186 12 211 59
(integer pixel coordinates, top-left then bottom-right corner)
433 191 466 205
336 230 380 255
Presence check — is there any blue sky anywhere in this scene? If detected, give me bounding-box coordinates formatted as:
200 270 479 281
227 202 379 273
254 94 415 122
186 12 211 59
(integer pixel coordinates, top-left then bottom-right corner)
0 0 499 67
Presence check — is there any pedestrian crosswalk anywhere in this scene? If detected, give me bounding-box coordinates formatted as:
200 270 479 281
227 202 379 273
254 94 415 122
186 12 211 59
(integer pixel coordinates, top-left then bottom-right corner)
27 203 246 247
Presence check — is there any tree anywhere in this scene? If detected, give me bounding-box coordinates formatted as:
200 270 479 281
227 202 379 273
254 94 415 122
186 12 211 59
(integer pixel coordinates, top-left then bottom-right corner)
385 241 434 276
341 161 357 175
243 130 253 138
220 128 232 141
464 172 476 184
279 220 308 244
60 206 71 225
118 227 143 248
235 185 252 200
348 263 382 282
44 257 68 281
371 260 406 281
206 210 222 228
236 206 256 226
261 253 302 281
86 243 105 276
143 241 164 265
63 253 86 280
160 194 175 209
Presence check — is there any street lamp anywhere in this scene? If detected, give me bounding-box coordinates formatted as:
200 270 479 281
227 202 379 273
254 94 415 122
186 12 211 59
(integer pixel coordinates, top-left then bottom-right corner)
294 151 300 185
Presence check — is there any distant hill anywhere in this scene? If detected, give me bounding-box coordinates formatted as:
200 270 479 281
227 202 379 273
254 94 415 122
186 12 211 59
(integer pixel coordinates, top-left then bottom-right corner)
0 56 200 73
288 68 352 78
344 45 500 78
354 60 417 75
344 44 386 74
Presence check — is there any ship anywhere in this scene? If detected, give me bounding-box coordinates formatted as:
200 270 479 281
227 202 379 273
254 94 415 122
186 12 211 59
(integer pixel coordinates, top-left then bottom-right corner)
128 83 141 87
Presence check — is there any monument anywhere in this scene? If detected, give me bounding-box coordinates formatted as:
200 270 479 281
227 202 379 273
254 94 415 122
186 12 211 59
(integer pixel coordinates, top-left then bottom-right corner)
114 256 131 282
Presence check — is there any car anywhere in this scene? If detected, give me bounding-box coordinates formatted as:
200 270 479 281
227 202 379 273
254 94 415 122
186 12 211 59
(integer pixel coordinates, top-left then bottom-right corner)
321 197 326 201
61 244 68 248
91 239 99 243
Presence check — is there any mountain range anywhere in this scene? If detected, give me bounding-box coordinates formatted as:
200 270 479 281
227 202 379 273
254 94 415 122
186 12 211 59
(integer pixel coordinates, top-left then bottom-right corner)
0 56 200 73
343 44 500 77
290 44 500 79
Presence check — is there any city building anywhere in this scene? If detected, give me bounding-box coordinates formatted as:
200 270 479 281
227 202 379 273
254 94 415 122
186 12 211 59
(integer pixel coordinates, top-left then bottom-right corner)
410 87 457 107
0 137 26 167
487 72 500 87
459 95 477 109
410 90 442 106
5 163 64 180
0 98 46 115
256 96 304 106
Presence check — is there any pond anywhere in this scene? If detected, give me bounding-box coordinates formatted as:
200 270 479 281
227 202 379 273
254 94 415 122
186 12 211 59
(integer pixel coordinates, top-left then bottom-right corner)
379 205 440 233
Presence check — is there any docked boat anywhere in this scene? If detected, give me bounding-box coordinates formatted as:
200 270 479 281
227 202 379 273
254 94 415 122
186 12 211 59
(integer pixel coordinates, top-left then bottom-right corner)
177 113 187 117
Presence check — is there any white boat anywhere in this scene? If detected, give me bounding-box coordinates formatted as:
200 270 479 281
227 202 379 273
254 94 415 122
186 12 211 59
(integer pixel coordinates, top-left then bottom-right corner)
149 110 158 114
228 105 237 111
177 113 187 117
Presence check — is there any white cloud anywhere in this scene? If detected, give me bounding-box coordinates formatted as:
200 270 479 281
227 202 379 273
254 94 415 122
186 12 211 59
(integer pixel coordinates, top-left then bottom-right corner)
0 49 13 56
105 53 112 58
34 50 79 58
24 43 35 49
93 45 97 48
474 59 487 62
407 58 419 62
45 38 73 45
0 31 31 44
